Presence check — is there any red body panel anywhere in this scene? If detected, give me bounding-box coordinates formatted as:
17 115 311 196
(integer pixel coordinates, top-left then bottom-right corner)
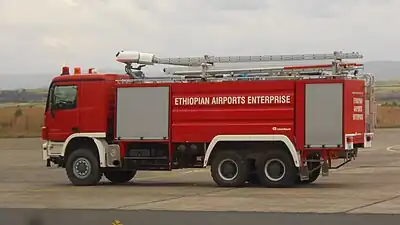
44 73 368 154
77 80 109 133
343 79 366 144
293 78 363 150
170 80 295 143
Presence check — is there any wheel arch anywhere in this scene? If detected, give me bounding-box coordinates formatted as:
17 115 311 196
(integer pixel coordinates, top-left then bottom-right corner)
203 134 300 168
62 132 107 167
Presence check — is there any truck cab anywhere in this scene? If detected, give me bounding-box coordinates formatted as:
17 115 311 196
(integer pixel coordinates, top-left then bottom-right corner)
42 68 128 166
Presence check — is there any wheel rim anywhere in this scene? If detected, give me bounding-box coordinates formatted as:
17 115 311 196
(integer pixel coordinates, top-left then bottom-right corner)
72 157 91 179
264 158 286 182
218 159 239 181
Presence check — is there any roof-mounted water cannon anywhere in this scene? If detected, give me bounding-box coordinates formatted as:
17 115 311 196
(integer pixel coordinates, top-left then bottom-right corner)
116 51 156 79
116 51 156 65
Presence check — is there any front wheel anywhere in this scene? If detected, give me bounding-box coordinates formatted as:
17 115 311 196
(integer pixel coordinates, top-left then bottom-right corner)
104 170 137 184
256 150 297 188
211 151 250 187
65 148 102 186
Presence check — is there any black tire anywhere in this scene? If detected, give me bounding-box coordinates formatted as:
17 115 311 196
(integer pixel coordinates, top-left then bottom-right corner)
246 173 261 185
65 148 102 186
256 150 297 188
104 170 137 184
211 151 250 187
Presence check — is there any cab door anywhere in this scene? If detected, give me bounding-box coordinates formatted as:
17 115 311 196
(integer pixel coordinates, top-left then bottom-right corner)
45 81 79 141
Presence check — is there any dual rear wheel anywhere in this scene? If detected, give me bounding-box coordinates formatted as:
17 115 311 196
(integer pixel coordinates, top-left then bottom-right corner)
211 150 298 188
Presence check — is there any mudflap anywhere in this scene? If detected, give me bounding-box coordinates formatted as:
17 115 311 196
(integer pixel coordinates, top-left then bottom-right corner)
299 164 310 181
321 160 329 176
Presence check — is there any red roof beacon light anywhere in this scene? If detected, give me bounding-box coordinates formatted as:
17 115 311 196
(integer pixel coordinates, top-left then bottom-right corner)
61 66 70 75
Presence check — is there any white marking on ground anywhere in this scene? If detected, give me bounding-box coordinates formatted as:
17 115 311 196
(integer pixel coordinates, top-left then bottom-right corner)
386 145 400 153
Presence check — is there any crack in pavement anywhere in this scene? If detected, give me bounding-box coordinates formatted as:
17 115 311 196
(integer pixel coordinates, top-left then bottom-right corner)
333 164 400 172
114 188 234 210
344 194 400 213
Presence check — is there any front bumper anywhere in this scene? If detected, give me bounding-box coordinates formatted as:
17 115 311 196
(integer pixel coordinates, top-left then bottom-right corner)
42 141 49 161
42 141 64 167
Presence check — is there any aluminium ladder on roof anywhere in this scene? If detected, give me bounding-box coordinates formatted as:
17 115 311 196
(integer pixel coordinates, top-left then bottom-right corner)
154 52 363 67
116 50 363 67
115 50 365 81
116 63 365 84
164 63 364 76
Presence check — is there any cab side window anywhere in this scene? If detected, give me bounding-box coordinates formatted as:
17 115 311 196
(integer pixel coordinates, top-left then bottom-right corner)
51 85 78 110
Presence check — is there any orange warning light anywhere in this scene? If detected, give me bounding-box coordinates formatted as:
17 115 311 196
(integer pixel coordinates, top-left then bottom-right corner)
74 67 82 74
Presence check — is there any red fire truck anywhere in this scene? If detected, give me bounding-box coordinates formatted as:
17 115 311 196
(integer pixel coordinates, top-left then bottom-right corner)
42 50 375 188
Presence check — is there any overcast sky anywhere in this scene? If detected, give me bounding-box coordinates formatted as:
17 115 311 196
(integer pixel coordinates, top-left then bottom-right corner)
0 0 399 76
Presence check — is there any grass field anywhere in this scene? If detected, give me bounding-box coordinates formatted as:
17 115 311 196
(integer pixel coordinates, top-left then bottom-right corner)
0 104 45 138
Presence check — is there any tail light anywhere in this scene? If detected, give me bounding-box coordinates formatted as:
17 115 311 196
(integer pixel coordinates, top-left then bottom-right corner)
41 126 48 140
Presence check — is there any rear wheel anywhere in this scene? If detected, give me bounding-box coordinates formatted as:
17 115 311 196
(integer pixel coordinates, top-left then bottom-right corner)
104 170 137 184
211 151 249 187
256 150 297 188
65 148 102 186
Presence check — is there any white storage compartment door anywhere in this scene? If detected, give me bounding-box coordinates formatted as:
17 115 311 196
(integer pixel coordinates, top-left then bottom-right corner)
116 86 170 140
305 83 343 147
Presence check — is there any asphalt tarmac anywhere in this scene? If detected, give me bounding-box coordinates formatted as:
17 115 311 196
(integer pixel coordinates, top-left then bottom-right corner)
1 128 400 224
1 208 400 225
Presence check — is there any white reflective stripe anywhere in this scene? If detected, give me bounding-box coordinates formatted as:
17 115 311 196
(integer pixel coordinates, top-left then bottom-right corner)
60 132 108 167
203 134 300 167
